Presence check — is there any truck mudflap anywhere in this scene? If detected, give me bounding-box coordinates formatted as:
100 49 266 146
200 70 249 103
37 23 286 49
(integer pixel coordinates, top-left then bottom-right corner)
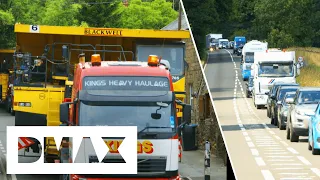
70 174 182 180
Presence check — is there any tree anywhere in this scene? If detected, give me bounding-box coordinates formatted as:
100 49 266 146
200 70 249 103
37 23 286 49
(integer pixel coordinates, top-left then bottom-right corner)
78 0 121 28
41 0 82 26
116 0 177 29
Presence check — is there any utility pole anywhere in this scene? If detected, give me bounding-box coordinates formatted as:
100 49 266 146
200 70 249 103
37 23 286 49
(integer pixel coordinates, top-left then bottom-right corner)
178 0 182 30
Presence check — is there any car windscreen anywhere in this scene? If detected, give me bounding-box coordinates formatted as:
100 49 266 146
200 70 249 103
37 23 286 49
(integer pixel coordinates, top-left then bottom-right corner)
278 88 298 100
258 63 294 77
245 52 254 63
298 91 320 104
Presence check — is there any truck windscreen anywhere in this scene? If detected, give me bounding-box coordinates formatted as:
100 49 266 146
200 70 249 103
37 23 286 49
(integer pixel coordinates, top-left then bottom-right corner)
136 45 184 76
82 76 170 91
258 63 294 77
245 53 254 63
79 101 175 133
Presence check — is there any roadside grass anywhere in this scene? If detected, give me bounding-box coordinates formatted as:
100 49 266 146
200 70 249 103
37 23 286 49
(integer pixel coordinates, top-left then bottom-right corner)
297 64 320 87
289 47 320 87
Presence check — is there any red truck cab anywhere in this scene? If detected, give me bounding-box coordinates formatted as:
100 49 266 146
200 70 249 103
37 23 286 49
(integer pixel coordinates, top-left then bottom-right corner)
59 54 192 180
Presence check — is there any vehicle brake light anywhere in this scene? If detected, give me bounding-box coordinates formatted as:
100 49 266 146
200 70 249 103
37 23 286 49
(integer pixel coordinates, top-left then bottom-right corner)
148 55 159 66
91 54 101 66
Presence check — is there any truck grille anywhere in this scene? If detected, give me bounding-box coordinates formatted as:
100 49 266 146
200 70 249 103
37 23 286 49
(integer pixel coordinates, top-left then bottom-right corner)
89 156 167 173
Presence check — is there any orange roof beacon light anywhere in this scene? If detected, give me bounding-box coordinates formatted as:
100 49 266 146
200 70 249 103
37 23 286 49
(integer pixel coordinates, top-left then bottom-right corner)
79 53 85 64
148 55 159 66
91 54 101 66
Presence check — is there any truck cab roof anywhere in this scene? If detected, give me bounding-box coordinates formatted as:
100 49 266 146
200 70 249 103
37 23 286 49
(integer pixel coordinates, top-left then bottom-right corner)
78 61 171 78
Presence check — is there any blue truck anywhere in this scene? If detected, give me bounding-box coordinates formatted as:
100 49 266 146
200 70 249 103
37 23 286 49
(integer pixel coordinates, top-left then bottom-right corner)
233 36 246 54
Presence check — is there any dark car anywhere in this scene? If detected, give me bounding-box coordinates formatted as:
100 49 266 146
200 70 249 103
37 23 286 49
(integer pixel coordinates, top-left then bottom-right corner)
245 76 254 98
277 92 297 130
266 82 299 118
271 86 299 127
236 45 243 56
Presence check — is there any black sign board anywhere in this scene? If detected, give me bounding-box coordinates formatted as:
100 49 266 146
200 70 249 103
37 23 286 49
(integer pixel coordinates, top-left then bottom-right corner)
82 76 170 91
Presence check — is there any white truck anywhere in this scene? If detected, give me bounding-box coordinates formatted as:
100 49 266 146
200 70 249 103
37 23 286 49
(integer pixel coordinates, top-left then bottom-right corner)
218 39 229 49
251 50 297 109
240 40 268 80
206 34 223 49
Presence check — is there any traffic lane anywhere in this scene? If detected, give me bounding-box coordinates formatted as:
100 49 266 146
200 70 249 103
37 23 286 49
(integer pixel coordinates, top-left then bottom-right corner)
205 50 265 180
229 50 320 178
230 49 320 170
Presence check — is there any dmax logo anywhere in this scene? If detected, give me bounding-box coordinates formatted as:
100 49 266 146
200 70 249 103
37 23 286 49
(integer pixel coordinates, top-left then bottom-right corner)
6 126 137 175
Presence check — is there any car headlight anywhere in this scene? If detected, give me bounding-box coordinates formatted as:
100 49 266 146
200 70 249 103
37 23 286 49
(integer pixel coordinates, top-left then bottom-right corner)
282 110 288 116
317 123 320 132
295 109 304 116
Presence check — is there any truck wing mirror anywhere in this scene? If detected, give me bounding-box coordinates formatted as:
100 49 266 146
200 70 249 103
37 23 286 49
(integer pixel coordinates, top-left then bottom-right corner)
60 102 71 124
182 104 192 124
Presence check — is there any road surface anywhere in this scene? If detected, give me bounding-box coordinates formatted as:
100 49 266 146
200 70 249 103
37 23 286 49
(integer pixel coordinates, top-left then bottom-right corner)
205 49 320 180
0 108 226 179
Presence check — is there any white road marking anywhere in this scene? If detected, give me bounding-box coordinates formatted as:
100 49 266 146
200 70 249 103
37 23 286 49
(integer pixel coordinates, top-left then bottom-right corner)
271 163 303 166
255 157 266 166
269 131 275 134
311 168 320 178
239 124 244 128
274 135 282 140
245 136 251 141
0 147 4 150
265 152 289 155
261 170 275 180
275 167 304 170
267 156 293 158
279 173 309 175
258 145 280 147
287 147 299 154
267 159 294 162
241 128 246 131
297 156 312 165
247 142 255 147
1 150 5 153
243 132 248 136
280 141 289 146
265 149 286 152
280 178 312 180
251 149 259 156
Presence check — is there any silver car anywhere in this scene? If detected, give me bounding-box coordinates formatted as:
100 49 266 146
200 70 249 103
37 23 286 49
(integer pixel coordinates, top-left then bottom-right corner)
286 87 320 142
277 92 296 130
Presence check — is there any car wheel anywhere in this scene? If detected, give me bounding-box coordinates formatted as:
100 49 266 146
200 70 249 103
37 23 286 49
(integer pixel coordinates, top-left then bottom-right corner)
312 142 320 155
308 138 312 151
290 124 299 142
286 125 290 140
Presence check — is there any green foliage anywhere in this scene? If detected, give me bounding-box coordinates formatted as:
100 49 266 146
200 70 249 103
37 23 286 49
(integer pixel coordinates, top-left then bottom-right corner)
41 0 82 26
0 0 178 49
183 0 320 59
117 0 178 29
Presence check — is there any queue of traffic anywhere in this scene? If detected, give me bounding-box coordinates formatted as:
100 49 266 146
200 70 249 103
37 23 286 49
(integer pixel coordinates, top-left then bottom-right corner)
241 41 320 156
205 34 246 54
